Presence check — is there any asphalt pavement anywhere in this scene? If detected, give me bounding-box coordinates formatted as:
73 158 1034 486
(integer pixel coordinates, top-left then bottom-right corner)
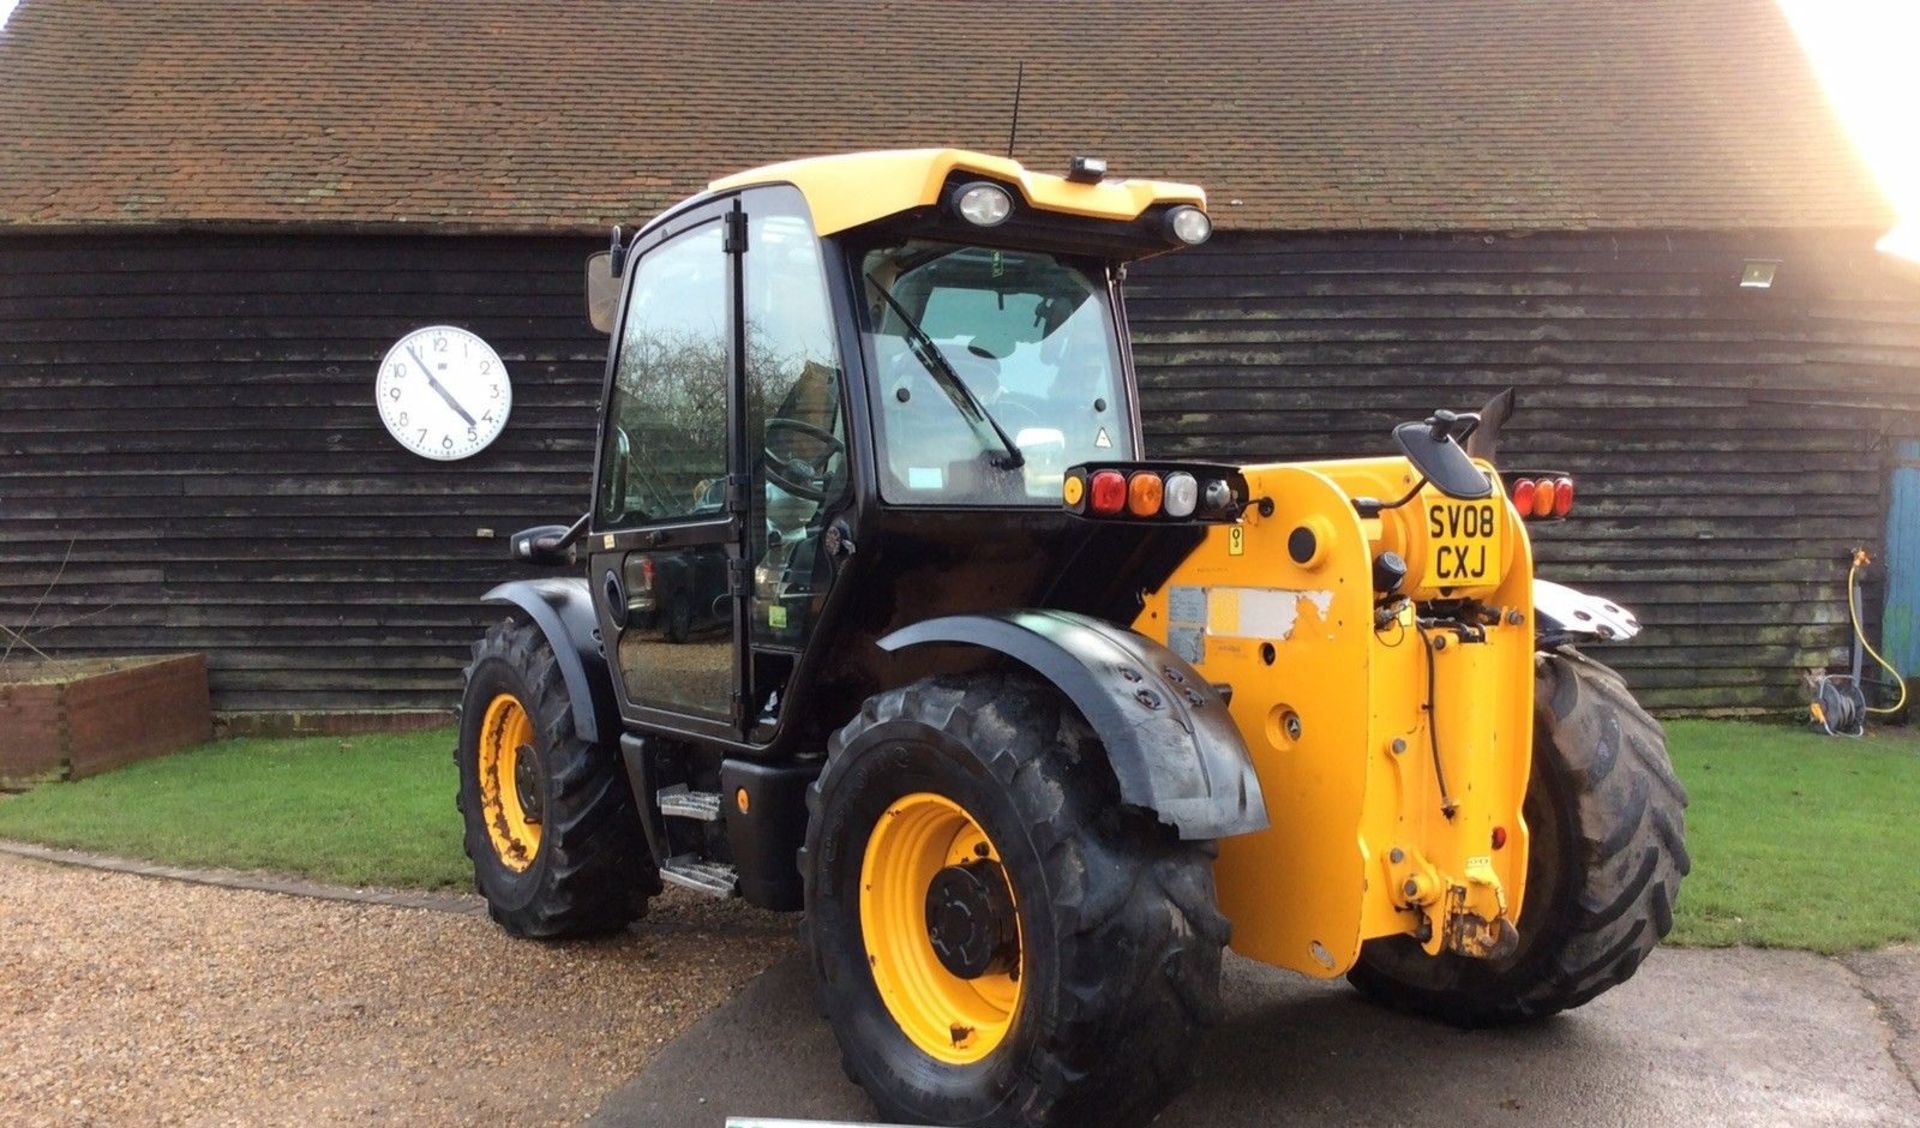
592 945 1920 1127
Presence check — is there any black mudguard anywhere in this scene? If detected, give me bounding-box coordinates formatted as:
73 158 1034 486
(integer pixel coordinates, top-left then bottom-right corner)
880 609 1269 840
482 578 621 745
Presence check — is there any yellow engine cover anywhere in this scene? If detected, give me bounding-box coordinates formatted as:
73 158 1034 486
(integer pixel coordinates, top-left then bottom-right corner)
1132 458 1536 978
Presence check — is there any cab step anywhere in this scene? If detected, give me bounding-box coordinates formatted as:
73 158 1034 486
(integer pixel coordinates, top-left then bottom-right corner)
657 784 723 822
659 856 739 898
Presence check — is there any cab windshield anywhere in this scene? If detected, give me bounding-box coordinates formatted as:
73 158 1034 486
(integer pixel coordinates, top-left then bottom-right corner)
859 241 1133 505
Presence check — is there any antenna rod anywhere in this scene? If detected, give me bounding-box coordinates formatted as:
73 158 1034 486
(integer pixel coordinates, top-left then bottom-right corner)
1006 61 1024 158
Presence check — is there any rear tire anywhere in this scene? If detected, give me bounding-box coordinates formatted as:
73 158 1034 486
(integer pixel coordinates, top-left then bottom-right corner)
801 673 1228 1127
457 616 657 938
1347 648 1689 1025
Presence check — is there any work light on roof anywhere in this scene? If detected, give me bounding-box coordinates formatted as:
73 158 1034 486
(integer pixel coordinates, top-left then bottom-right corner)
953 181 1014 227
1165 205 1211 245
1067 155 1108 183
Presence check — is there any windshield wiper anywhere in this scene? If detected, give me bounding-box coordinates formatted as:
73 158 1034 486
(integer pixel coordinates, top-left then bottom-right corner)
865 273 1024 470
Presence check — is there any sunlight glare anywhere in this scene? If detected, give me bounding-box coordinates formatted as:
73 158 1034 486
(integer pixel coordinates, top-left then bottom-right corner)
1778 1 1920 264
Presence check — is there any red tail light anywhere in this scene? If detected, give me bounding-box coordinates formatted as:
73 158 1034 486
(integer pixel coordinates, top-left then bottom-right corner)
1088 469 1128 515
1552 476 1575 517
1511 473 1576 520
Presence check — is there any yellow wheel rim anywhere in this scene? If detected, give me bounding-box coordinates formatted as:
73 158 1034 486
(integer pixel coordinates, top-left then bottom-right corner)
477 693 542 871
859 792 1024 1064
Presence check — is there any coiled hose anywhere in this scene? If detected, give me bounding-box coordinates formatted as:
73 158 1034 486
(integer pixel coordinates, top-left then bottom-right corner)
1813 550 1910 735
1848 550 1909 716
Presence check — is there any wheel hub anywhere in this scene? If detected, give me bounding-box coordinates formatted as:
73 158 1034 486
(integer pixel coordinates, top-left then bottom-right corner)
513 744 543 824
858 791 1024 1064
476 693 543 872
925 861 1019 980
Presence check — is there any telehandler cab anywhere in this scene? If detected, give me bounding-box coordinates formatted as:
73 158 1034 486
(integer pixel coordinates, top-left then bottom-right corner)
459 149 1688 1127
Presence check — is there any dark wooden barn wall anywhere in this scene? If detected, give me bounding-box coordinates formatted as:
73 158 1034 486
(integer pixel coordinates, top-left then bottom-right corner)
5 230 1917 719
1127 230 1920 711
1 234 607 716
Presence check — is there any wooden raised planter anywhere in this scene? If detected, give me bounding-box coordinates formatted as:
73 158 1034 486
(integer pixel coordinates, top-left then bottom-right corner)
0 654 211 788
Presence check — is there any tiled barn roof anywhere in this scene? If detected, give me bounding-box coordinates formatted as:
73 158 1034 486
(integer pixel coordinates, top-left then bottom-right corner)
0 0 1891 233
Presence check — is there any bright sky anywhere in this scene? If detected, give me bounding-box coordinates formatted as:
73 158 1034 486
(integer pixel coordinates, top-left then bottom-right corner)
1779 0 1920 262
0 0 16 33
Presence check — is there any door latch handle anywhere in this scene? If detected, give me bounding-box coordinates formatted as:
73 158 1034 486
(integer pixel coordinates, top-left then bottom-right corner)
601 569 629 627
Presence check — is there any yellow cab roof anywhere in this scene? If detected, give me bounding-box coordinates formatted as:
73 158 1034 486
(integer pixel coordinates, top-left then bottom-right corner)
708 148 1206 236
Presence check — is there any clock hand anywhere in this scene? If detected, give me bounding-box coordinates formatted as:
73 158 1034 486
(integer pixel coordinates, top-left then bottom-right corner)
406 343 478 428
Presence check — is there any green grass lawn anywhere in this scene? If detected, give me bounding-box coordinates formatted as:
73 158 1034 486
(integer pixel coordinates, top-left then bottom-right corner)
0 728 468 890
0 718 1915 950
1664 719 1920 953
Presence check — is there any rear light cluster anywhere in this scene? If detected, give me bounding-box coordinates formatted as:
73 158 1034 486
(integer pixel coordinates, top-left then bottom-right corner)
1064 462 1248 522
1509 474 1575 520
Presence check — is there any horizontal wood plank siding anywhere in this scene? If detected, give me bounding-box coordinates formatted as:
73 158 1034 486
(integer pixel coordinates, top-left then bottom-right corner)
1128 230 1920 711
1 233 604 717
5 229 1916 719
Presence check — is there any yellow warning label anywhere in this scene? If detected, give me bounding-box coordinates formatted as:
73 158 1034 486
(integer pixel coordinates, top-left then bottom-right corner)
1228 526 1245 556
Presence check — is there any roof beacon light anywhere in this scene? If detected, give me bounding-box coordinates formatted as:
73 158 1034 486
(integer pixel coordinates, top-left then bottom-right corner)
953 181 1014 227
1163 472 1199 518
1166 205 1212 245
1067 155 1108 183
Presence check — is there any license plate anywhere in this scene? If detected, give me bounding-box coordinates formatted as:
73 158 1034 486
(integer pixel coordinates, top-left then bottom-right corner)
1426 499 1504 587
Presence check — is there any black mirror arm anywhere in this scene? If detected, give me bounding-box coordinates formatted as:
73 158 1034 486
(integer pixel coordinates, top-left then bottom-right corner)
1426 409 1481 445
538 513 590 554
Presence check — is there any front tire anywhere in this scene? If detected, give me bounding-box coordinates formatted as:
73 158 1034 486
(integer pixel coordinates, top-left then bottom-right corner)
1347 648 1689 1025
801 674 1227 1128
457 616 657 938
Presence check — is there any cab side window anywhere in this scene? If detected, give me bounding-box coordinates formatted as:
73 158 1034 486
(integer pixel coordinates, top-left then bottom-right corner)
598 222 729 528
746 195 847 646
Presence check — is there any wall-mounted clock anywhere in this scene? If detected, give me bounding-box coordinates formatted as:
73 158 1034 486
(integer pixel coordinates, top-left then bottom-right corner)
375 325 511 460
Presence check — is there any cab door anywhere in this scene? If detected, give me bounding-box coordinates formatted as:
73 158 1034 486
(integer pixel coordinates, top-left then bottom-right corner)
589 202 746 735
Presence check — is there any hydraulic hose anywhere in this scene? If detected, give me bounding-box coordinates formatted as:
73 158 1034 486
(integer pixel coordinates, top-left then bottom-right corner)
1848 550 1910 716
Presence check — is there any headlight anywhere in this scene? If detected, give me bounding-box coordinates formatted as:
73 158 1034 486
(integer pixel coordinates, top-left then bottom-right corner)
952 181 1014 227
1165 205 1212 245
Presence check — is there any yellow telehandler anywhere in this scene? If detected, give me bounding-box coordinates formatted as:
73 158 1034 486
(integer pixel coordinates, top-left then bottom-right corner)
458 149 1687 1126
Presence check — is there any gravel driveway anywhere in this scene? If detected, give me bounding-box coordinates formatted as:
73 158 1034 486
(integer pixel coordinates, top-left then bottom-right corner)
0 855 795 1126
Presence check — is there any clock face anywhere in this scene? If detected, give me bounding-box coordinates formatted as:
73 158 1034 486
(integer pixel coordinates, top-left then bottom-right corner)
375 325 512 460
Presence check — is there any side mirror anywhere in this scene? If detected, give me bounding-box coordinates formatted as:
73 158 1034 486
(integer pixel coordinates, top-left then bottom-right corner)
1393 411 1494 500
509 513 589 567
586 251 620 333
586 225 626 333
510 524 575 566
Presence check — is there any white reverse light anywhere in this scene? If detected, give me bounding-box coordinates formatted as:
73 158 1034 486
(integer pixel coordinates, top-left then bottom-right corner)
1166 205 1212 245
954 182 1014 227
1163 472 1199 518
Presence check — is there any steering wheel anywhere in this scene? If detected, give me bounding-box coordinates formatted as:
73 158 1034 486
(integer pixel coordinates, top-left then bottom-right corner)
763 417 846 503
